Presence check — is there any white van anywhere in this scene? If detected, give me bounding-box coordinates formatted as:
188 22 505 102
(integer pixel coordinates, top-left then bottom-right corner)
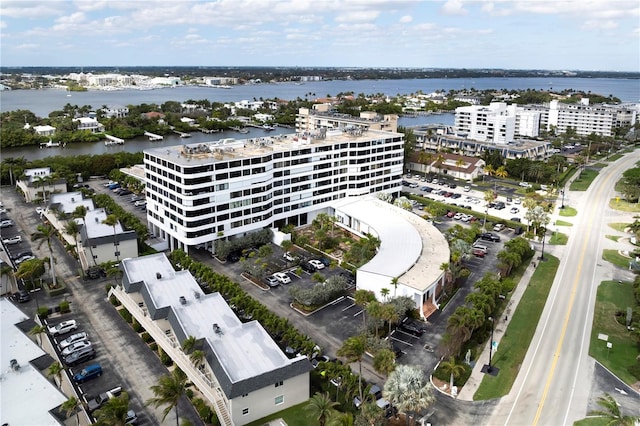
472 243 488 253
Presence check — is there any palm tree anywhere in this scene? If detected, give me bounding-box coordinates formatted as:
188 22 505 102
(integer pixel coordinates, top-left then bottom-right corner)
366 301 383 336
47 361 64 388
181 335 198 354
337 335 367 402
383 364 435 426
327 411 354 426
305 392 339 426
380 287 390 302
64 220 81 258
354 289 375 332
73 205 96 266
439 357 466 394
102 214 120 262
434 153 445 178
31 223 58 288
29 324 47 346
146 368 188 426
60 396 82 426
94 391 131 426
190 350 205 369
373 348 396 378
483 164 495 183
390 276 400 298
455 158 466 179
588 393 639 425
382 303 400 335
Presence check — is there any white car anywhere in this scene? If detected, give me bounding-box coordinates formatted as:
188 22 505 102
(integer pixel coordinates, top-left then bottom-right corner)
61 339 92 357
308 259 325 270
453 213 463 220
463 185 471 192
519 182 532 188
283 252 297 262
2 235 22 245
48 320 78 336
58 332 88 350
510 207 520 214
273 272 291 284
134 200 147 207
35 207 45 215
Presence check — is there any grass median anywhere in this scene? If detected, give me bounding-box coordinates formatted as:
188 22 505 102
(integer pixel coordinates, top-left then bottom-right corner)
558 207 577 217
570 169 599 191
602 249 633 269
473 255 559 400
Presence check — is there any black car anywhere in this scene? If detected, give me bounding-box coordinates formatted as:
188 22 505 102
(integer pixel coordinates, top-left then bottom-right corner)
398 318 425 336
480 232 501 242
86 267 105 280
300 262 316 273
118 189 132 196
64 347 96 367
15 289 31 303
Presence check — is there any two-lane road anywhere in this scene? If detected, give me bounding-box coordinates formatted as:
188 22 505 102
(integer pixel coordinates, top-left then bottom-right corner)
490 151 640 426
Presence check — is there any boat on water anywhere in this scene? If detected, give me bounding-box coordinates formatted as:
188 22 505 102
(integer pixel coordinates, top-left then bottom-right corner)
262 124 276 131
40 139 61 148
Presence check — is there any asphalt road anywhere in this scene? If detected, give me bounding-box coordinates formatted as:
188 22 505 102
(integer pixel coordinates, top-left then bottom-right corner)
490 151 640 425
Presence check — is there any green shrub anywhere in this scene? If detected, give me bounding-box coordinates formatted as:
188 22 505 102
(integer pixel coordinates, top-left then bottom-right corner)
185 388 194 399
109 295 121 306
628 360 640 381
119 308 132 323
105 283 114 294
160 350 173 367
132 319 143 333
149 342 158 352
59 300 70 314
37 307 49 319
141 332 154 343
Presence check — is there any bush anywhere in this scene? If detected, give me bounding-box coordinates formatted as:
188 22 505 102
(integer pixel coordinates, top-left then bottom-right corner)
37 307 49 319
132 319 143 333
160 349 173 367
58 300 70 314
105 283 114 294
149 342 158 352
628 360 640 381
109 295 121 306
119 308 132 323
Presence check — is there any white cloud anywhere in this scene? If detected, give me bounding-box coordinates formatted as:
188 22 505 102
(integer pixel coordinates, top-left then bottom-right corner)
581 19 618 30
0 0 65 18
441 0 468 16
399 15 413 23
334 10 381 23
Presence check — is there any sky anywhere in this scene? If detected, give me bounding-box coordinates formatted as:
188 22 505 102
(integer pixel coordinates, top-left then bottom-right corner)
1 0 639 71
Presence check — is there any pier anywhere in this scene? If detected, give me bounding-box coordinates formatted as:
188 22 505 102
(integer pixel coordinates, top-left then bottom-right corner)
230 126 249 134
173 130 192 138
104 134 125 146
200 128 221 134
144 131 164 141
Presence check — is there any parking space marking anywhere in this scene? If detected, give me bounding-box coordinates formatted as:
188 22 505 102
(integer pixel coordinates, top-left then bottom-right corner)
389 335 414 347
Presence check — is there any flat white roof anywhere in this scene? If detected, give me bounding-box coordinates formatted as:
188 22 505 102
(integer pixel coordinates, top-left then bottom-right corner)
49 192 94 214
333 196 449 291
84 208 124 238
122 254 295 383
1 299 67 425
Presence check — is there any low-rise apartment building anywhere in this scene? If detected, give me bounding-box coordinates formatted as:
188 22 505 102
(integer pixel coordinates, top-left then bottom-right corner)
16 167 67 203
80 208 138 267
110 253 311 425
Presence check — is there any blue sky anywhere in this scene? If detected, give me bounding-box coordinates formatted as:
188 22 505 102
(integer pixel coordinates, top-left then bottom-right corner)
1 0 638 71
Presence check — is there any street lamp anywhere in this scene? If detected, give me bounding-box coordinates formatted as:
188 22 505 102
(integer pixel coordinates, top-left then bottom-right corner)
482 316 499 376
560 189 565 209
538 226 547 261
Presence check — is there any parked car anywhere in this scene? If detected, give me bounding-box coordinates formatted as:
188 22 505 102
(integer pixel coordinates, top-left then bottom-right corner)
35 207 45 215
125 410 138 425
2 235 22 245
87 386 122 412
511 217 522 222
64 346 96 367
61 339 92 357
463 185 471 192
273 272 291 285
48 320 78 336
472 248 487 258
264 276 280 288
300 262 315 273
283 252 297 262
510 207 520 214
11 250 33 260
14 289 31 303
493 223 506 232
58 332 89 350
398 317 425 336
0 219 14 228
308 259 325 270
118 189 132 196
15 255 36 265
73 363 102 383
480 232 501 242
134 200 147 207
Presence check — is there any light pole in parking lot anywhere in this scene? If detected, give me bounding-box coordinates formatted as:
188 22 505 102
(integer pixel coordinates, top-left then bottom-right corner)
560 189 565 209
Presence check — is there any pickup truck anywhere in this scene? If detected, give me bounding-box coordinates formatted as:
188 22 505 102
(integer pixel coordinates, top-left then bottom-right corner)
87 386 122 412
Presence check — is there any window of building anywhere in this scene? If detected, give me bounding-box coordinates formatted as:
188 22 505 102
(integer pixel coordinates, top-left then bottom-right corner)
242 408 249 415
275 395 284 405
275 381 283 387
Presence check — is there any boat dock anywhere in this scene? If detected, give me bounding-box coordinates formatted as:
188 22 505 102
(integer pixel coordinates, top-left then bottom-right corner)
173 130 192 138
200 128 221 134
144 131 164 141
104 134 125 146
230 126 250 134
40 139 61 148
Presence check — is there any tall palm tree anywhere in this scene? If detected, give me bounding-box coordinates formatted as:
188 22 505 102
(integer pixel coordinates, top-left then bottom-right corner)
146 368 188 426
373 348 396 378
382 303 400 335
94 391 130 426
439 357 466 393
29 324 47 346
337 335 367 402
102 214 120 262
305 392 339 426
391 276 399 298
354 289 375 332
47 361 64 388
588 393 639 425
64 220 81 258
181 335 198 354
31 223 58 288
190 350 205 369
383 364 435 426
380 287 390 302
366 301 383 336
73 205 97 266
60 396 82 426
455 158 466 179
327 411 354 426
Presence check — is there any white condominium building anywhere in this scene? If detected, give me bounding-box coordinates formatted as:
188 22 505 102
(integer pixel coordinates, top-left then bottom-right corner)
454 102 516 144
144 124 404 253
547 99 614 137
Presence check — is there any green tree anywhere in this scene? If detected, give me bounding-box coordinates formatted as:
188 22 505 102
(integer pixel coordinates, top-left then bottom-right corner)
47 361 64 388
64 219 81 257
60 396 82 426
354 289 376 331
31 223 58 287
305 392 339 426
588 393 640 425
337 335 367 402
373 348 396 378
146 368 188 426
94 391 131 426
29 324 47 346
102 214 120 262
383 364 434 426
439 357 466 392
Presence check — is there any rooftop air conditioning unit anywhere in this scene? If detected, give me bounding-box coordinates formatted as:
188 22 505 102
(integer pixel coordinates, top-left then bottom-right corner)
156 272 162 279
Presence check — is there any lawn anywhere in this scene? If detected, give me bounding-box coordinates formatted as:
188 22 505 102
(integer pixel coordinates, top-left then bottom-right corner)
605 235 621 242
473 255 559 400
609 198 640 213
608 222 630 233
555 219 574 227
589 280 640 385
549 232 568 245
246 402 309 426
570 169 599 191
574 417 610 426
558 207 577 217
602 249 633 269
607 153 624 162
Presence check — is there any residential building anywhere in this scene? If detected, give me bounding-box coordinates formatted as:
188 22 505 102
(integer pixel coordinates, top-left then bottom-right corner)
454 102 516 144
144 120 404 253
48 191 94 215
32 124 56 136
102 104 129 119
16 167 67 203
204 76 239 86
547 99 614 137
407 152 486 181
297 104 398 133
73 117 105 133
109 253 311 426
1 299 68 425
79 208 138 267
332 196 450 318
